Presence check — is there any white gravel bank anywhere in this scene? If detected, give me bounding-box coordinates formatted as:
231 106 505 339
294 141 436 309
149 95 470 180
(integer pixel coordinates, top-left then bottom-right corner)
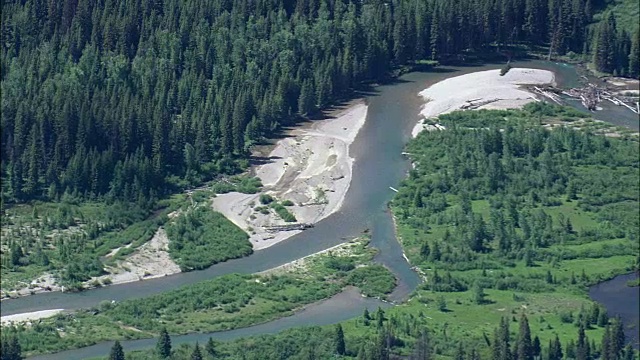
213 103 368 250
1 309 64 326
412 68 555 137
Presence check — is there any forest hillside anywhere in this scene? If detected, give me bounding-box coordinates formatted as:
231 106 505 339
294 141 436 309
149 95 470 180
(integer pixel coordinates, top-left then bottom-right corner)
1 0 638 206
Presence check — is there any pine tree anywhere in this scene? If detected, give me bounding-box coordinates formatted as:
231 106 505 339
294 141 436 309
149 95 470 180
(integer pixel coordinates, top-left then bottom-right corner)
109 341 125 360
375 328 390 360
420 241 431 259
363 308 371 326
376 307 386 328
335 324 346 355
492 317 511 360
473 282 486 305
156 327 171 358
517 313 533 360
191 342 203 360
592 13 618 73
611 317 626 356
357 343 368 360
298 80 315 116
629 28 640 78
551 335 563 360
532 336 541 359
205 337 217 358
411 330 431 360
576 323 588 360
1 335 23 360
455 342 465 360
602 325 613 360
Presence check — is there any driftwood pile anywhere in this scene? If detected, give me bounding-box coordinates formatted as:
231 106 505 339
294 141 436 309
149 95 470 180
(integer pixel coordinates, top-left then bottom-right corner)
530 83 639 115
264 223 314 233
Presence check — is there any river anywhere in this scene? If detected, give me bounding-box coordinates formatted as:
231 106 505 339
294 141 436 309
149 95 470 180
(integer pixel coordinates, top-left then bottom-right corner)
7 60 639 359
589 272 640 349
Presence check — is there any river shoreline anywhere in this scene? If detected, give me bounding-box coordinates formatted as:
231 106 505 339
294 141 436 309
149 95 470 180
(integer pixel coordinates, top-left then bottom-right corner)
212 102 368 250
1 102 368 303
411 68 555 137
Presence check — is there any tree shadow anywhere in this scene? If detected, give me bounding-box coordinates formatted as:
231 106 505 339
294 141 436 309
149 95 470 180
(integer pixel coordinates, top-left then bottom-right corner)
248 155 283 167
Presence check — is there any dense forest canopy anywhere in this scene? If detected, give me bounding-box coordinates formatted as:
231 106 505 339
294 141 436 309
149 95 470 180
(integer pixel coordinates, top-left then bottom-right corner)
1 0 638 206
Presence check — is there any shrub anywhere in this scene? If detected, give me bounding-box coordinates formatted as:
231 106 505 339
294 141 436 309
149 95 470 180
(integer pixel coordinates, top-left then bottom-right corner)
259 194 274 204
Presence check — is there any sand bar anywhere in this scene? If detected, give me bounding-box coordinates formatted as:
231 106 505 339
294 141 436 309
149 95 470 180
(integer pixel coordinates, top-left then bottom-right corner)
213 103 368 250
412 68 555 137
1 309 64 326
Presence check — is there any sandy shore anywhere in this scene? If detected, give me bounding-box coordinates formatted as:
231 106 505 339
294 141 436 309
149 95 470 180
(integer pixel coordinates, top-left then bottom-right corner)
88 228 181 286
1 228 181 303
1 309 64 326
213 103 368 250
412 68 555 137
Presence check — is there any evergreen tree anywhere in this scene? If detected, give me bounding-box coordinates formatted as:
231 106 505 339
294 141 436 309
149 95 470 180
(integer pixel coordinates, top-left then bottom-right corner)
473 282 486 305
109 341 125 360
364 308 371 326
1 335 23 360
602 325 613 360
517 313 533 360
610 318 626 357
592 13 618 73
156 327 172 358
191 342 203 360
357 343 368 360
375 328 390 360
492 317 512 360
411 330 431 360
455 342 465 360
576 323 588 360
376 307 386 328
629 28 640 78
205 337 217 359
532 336 541 359
335 324 346 355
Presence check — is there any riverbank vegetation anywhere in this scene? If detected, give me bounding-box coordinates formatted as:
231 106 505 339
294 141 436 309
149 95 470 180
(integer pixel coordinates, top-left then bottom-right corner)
0 184 254 294
165 205 252 271
97 305 636 360
2 237 395 357
0 199 171 292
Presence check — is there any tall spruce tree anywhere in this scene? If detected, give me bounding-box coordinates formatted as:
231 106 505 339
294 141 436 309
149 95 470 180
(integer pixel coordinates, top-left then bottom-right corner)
205 337 217 358
109 341 125 360
156 327 172 358
517 314 533 360
1 335 23 360
629 28 640 78
191 342 203 360
335 324 346 355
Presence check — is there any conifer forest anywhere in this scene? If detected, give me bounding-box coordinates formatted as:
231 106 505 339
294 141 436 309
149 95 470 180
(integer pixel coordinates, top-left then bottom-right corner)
1 0 638 205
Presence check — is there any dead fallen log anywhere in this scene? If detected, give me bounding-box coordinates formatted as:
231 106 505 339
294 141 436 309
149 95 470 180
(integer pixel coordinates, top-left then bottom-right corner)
264 223 314 233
